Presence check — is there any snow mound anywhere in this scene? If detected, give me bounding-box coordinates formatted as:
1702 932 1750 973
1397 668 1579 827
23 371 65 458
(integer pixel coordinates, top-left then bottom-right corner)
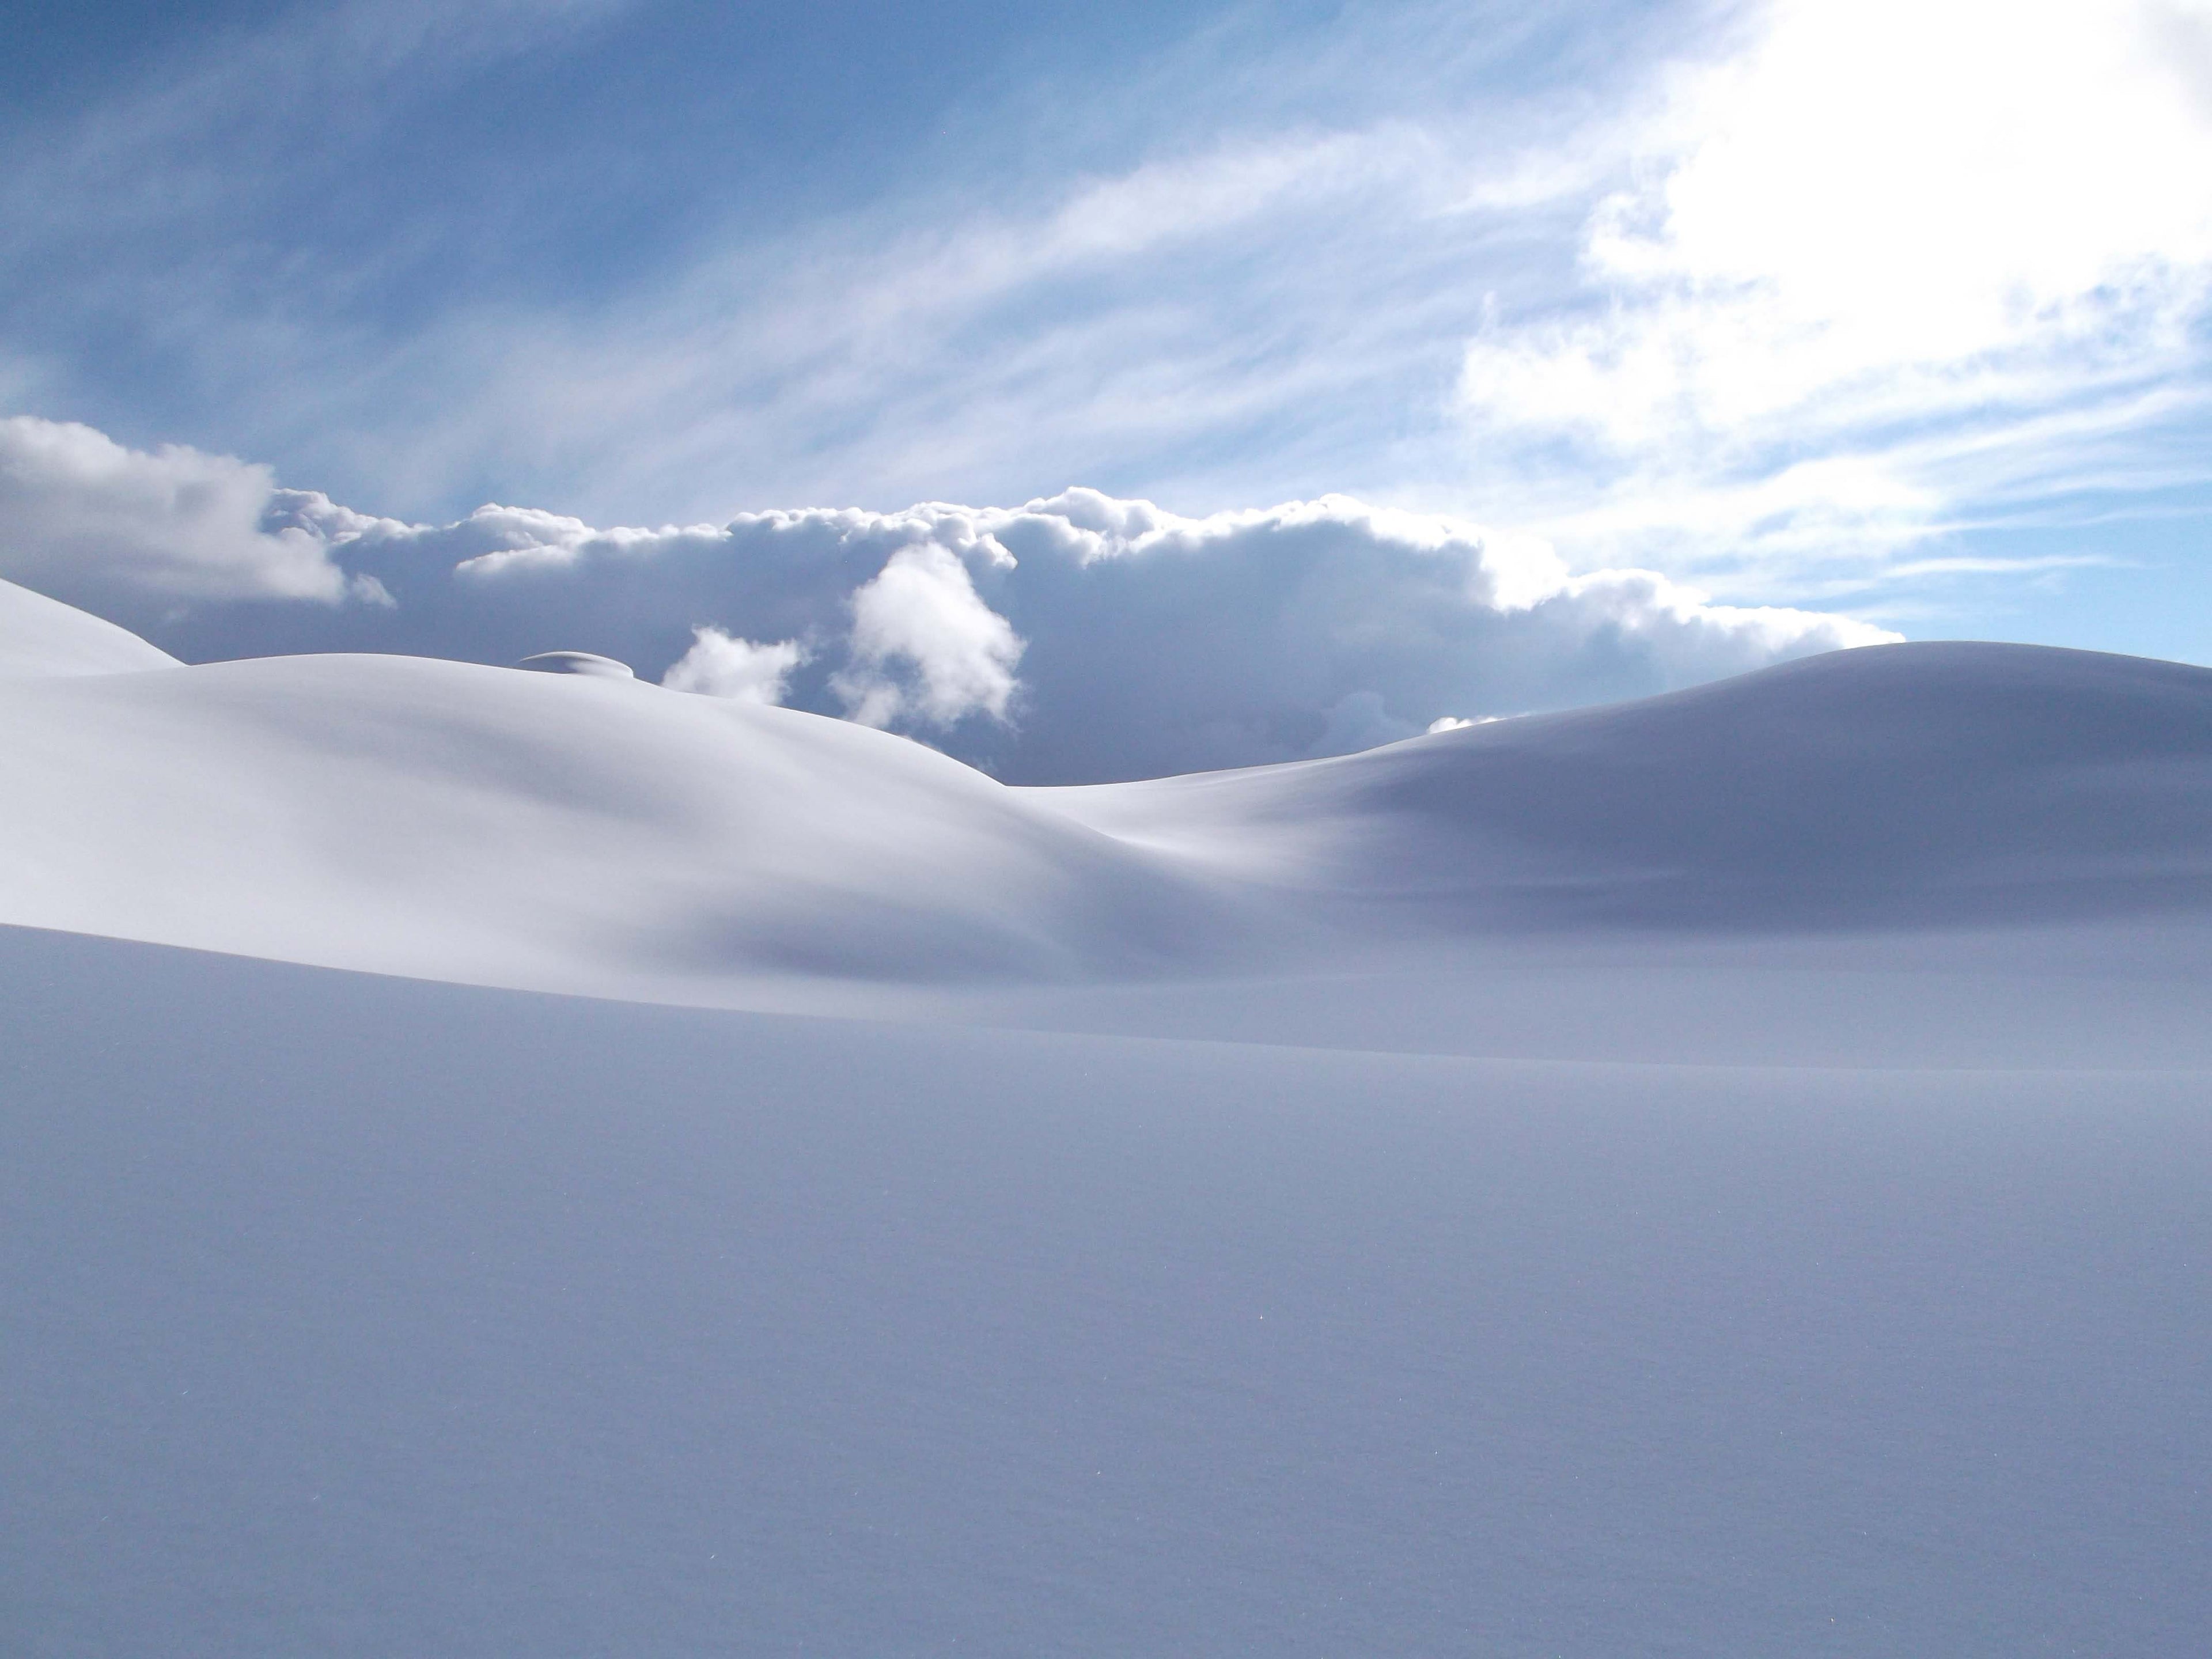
0 575 179 679
0 578 2207 999
0 652 1240 994
1044 641 2212 933
516 650 635 677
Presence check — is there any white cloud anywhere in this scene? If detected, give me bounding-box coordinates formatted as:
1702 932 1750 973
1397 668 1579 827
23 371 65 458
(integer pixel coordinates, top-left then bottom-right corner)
0 416 1897 779
830 543 1026 729
660 626 807 703
247 0 2209 617
0 417 388 611
433 483 1894 778
1456 0 2212 574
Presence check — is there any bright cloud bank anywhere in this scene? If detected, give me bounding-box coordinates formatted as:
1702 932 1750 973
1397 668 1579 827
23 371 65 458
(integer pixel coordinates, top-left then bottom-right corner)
0 416 1892 781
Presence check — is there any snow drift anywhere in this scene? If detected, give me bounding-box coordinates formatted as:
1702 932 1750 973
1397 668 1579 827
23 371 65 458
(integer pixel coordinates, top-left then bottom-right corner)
0 643 1233 995
0 575 2208 999
1048 639 2212 932
6 577 2209 1654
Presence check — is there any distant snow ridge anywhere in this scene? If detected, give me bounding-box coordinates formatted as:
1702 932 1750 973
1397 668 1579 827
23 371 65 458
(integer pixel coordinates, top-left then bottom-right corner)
0 579 2207 997
1044 641 2212 933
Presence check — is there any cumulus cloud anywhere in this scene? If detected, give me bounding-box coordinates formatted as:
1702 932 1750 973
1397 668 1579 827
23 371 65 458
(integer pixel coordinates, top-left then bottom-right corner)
2 415 1895 780
414 483 1892 779
0 418 391 615
660 627 808 703
1456 0 2212 574
832 544 1025 728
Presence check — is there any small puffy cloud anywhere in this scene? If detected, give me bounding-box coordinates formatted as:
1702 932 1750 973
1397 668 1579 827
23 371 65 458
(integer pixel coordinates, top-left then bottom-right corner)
832 544 1025 729
660 626 807 704
0 417 389 614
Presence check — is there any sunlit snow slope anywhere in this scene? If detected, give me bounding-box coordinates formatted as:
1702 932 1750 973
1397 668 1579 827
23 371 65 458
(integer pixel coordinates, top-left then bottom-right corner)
2 575 2209 1005
0 599 1237 994
0 573 179 678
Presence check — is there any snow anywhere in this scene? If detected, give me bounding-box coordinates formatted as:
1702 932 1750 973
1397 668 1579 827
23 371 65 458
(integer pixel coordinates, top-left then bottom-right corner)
0 644 1240 994
2 577 2209 1652
3 927 2206 1655
1040 639 2212 933
0 571 179 678
514 649 637 677
1 577 2207 1012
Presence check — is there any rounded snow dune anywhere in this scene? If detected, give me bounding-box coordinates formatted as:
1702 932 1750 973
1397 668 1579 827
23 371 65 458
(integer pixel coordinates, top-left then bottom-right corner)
1042 641 2212 933
0 653 1244 995
514 650 635 677
3 616 2210 999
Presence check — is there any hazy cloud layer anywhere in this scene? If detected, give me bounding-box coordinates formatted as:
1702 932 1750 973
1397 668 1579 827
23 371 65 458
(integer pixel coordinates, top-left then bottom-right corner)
3 418 1893 780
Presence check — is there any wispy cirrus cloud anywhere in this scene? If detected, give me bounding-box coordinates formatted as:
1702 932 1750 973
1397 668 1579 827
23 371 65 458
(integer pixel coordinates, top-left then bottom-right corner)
322 113 1501 532
0 0 635 453
0 0 1658 523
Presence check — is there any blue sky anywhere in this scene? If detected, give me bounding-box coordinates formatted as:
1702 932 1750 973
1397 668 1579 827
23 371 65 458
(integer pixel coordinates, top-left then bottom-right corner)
3 0 2211 770
2 0 1624 520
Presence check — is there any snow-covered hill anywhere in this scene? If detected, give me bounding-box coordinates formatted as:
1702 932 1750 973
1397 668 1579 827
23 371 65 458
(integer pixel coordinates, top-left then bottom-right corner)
7 576 2210 1654
2 575 2208 1006
0 634 1243 995
1046 639 2212 931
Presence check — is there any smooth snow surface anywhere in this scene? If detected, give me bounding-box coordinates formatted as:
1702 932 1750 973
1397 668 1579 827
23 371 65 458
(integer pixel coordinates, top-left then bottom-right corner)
4 585 2210 1653
0 650 1239 993
3 927 2207 1657
0 586 2208 1009
1043 640 2212 931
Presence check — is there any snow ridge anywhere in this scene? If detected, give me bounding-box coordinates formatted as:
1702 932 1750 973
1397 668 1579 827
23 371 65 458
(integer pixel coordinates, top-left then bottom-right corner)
1 578 2208 998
